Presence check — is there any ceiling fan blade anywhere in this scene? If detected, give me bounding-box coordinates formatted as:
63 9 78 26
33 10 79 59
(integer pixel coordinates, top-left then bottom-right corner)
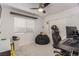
39 3 50 8
30 8 39 9
43 3 50 8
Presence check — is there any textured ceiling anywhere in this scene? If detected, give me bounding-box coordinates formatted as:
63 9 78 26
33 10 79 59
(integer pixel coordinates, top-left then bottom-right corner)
45 3 79 16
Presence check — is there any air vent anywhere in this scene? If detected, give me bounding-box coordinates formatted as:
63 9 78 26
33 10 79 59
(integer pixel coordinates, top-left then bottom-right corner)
10 12 38 19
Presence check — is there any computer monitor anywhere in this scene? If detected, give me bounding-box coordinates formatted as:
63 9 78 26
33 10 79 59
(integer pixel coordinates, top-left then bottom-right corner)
77 30 79 35
66 26 77 38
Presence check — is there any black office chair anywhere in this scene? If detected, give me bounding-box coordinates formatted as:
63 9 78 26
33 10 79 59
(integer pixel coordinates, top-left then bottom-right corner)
51 25 69 56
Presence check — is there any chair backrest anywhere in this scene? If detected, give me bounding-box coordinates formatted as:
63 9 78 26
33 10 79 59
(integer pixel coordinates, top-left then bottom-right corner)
51 25 61 48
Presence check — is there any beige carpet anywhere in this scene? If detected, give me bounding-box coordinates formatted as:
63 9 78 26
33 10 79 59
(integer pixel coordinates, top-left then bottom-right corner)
15 43 55 56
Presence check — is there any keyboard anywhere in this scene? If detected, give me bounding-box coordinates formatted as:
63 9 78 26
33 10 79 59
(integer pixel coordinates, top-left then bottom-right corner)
63 39 79 47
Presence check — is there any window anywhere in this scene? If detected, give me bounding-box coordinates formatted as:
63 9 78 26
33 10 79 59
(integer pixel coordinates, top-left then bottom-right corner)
14 17 35 33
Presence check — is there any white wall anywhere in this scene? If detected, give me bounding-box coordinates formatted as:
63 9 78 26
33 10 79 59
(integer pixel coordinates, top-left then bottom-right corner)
0 5 14 52
44 6 79 44
13 17 44 47
0 5 44 52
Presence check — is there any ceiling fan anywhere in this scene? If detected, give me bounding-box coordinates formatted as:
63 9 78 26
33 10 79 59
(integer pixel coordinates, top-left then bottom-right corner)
30 3 50 13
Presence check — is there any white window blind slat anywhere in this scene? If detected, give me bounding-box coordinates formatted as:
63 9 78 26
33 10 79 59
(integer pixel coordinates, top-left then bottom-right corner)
14 17 35 33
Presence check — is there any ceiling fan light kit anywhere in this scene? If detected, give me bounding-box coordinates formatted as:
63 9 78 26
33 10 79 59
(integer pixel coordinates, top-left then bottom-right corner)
30 3 50 13
38 8 44 12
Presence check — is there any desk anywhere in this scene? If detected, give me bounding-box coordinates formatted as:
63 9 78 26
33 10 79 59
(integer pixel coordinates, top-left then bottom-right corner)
58 39 79 55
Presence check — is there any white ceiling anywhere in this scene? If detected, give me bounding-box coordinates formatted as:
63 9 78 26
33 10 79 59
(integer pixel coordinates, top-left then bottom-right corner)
2 3 79 17
2 3 43 16
45 3 79 16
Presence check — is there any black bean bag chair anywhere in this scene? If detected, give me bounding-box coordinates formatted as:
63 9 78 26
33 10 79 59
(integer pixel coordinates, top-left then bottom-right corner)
35 34 50 45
